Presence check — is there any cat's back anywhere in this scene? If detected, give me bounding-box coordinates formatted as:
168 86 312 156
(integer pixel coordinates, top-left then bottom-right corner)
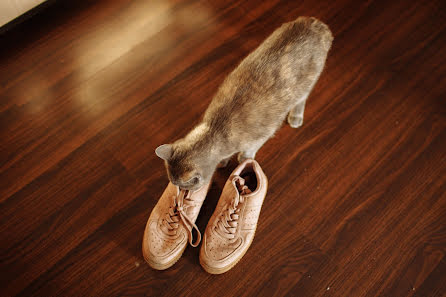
272 16 333 55
209 16 333 107
242 16 333 80
204 17 333 141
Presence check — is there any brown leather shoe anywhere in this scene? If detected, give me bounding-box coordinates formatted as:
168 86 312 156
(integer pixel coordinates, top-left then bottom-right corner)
200 159 267 274
142 181 210 270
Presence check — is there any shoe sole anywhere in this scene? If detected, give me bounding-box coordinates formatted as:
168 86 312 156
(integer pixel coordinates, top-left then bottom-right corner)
142 243 187 270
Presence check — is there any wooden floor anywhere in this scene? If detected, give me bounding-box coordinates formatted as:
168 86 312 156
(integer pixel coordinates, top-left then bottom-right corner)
1 0 445 296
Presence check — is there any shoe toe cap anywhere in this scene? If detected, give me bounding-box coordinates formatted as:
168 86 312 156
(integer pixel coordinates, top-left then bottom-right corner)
200 232 242 266
143 221 187 269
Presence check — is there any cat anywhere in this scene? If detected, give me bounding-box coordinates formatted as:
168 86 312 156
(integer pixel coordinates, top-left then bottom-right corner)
155 16 333 191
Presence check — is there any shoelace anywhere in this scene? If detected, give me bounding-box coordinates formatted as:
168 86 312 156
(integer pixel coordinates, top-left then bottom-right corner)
215 176 252 239
161 187 201 247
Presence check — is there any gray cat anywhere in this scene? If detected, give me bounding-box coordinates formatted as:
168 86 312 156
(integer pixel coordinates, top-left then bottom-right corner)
155 16 333 190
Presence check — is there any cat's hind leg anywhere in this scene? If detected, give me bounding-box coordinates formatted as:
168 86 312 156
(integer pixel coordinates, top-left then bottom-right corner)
287 94 308 128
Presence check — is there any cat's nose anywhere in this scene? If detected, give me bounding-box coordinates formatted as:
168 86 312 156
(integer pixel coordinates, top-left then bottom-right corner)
172 182 184 188
177 182 198 191
171 180 187 189
170 179 181 187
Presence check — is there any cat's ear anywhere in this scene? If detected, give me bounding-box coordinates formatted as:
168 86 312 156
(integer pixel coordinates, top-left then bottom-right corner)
155 144 173 161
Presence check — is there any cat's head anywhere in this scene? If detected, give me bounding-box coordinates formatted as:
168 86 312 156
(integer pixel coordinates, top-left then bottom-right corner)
155 142 216 191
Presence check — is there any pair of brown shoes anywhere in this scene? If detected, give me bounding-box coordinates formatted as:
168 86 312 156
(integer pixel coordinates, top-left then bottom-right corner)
142 159 267 274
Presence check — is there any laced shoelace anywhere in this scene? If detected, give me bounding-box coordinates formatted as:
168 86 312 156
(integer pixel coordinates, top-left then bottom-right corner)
215 176 252 239
161 187 201 247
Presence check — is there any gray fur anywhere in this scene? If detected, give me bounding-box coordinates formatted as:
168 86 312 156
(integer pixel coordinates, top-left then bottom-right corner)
157 17 333 190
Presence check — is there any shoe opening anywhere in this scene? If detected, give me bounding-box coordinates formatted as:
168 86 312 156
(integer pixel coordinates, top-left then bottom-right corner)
239 163 258 192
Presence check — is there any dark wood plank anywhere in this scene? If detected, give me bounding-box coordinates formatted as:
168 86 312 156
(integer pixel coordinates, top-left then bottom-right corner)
0 0 445 296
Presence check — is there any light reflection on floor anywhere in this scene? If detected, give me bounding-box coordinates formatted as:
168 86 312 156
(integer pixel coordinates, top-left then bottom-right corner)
73 0 213 116
14 0 215 118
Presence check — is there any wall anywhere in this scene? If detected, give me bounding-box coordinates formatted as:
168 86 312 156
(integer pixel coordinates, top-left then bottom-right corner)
0 0 46 27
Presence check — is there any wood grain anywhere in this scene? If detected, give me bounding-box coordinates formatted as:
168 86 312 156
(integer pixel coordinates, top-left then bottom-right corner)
1 0 445 296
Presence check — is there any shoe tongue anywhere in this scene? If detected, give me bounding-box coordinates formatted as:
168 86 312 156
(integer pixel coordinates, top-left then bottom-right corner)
236 177 252 195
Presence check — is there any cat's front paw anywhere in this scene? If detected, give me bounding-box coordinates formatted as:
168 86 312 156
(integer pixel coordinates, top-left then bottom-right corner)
287 114 303 128
237 152 255 163
217 158 230 168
